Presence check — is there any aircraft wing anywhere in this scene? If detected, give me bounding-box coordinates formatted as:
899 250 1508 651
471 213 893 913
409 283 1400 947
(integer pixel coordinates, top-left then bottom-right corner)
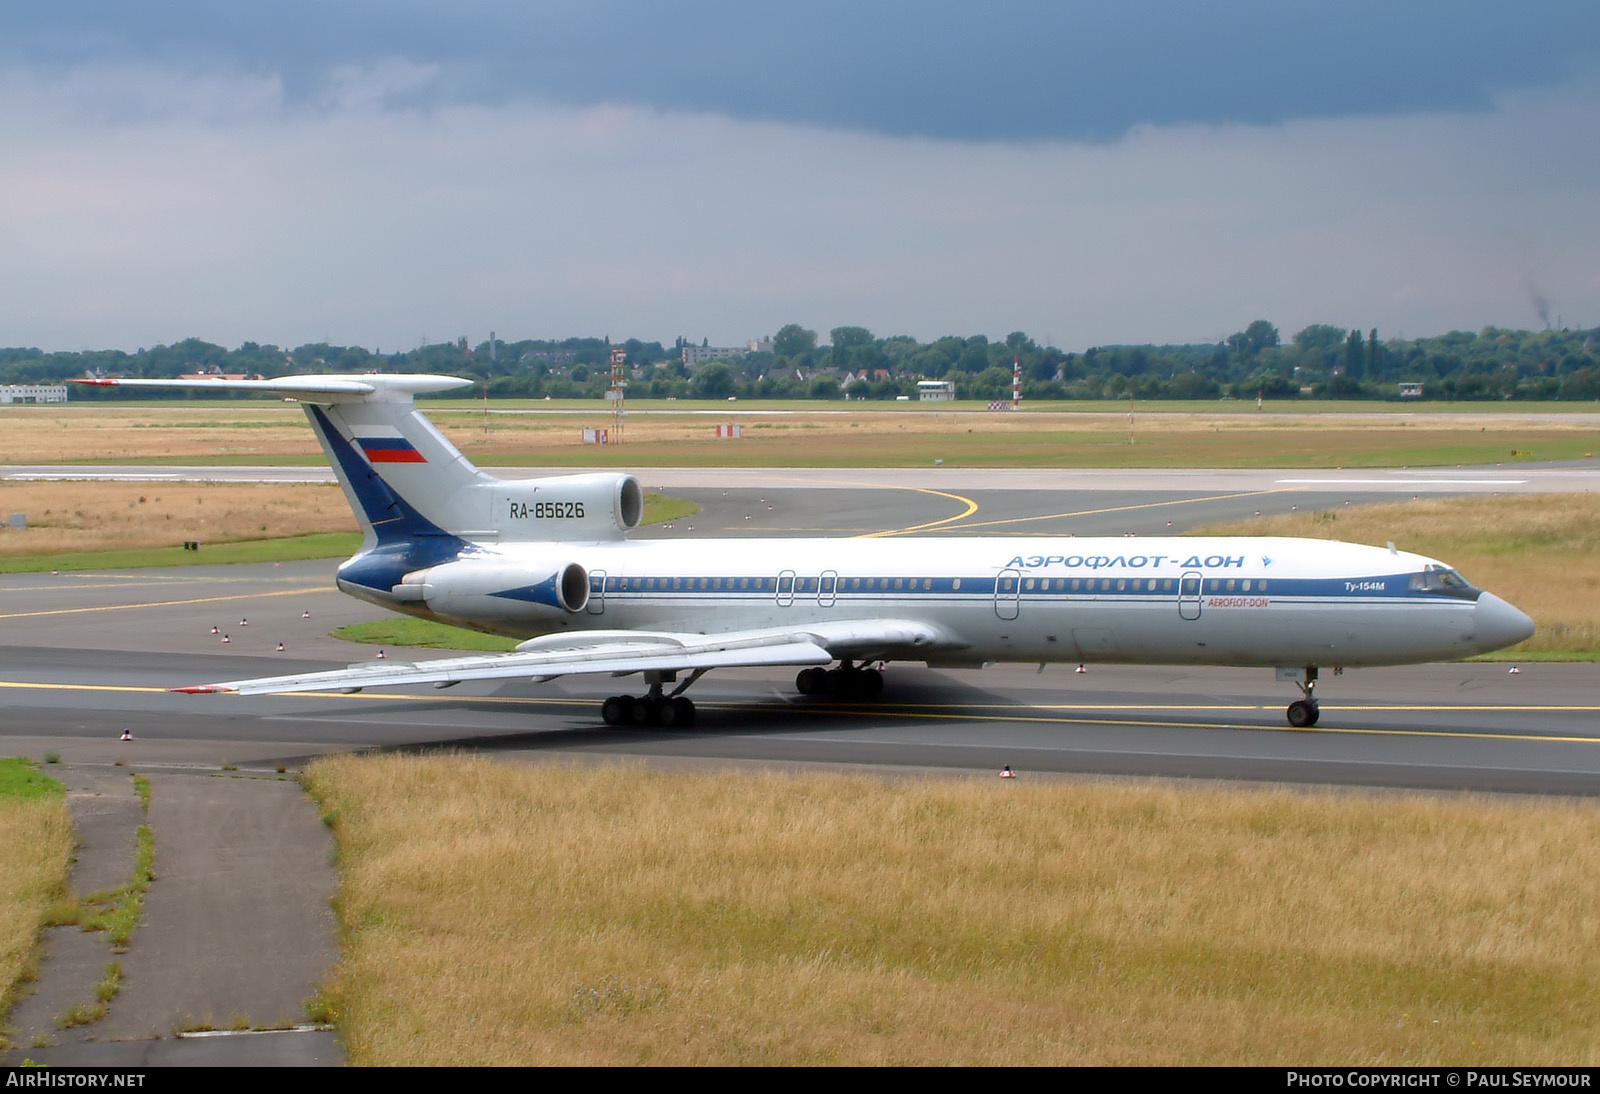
172 619 958 695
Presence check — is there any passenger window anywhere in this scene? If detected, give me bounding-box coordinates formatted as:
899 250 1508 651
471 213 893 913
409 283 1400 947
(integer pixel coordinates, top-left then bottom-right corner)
952 577 962 591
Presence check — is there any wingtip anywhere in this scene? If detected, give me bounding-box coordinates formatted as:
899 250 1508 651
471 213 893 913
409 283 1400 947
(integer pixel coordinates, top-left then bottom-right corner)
170 685 233 694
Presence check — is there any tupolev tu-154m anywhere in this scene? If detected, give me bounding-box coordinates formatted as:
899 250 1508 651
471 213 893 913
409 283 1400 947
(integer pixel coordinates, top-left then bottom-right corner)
77 373 1536 728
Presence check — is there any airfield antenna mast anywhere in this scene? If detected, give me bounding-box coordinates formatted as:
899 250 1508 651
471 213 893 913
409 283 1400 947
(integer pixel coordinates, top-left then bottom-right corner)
609 345 627 442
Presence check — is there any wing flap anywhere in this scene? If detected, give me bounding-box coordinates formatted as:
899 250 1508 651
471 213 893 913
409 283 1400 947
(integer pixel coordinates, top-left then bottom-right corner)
174 635 833 695
170 619 964 696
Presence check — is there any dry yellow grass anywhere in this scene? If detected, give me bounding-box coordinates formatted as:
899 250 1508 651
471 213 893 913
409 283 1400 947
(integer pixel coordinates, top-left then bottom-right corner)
0 407 321 463
304 755 1600 1065
1199 493 1600 656
0 794 73 1037
2 403 1595 467
0 481 356 557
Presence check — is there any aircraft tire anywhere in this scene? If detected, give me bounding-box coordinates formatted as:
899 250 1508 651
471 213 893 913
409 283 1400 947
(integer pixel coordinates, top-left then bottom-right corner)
796 667 826 695
602 695 631 726
661 696 695 728
1286 700 1319 728
631 698 658 726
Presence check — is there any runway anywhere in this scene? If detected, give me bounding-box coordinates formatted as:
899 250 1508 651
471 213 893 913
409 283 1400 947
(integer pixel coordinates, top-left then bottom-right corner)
1 473 1596 796
6 460 1600 496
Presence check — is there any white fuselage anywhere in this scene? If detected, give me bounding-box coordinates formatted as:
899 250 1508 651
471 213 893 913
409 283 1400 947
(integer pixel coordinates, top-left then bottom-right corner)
344 534 1517 670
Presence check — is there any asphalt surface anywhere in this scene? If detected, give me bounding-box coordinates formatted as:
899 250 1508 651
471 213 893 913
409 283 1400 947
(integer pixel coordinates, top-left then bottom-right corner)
3 467 1599 1067
4 471 1597 793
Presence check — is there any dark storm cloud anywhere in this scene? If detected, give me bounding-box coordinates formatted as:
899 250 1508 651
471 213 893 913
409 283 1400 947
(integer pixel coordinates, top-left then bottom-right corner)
5 0 1599 140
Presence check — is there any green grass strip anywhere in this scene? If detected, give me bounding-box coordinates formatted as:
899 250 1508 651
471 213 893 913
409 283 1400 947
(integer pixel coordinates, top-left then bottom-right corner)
53 815 155 953
642 493 698 524
0 493 695 574
0 758 65 802
0 532 365 574
333 618 519 653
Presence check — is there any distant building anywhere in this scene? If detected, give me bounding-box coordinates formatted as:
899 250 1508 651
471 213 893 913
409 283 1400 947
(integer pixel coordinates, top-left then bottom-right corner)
917 380 956 401
522 349 577 366
1398 382 1424 399
0 384 67 404
682 345 750 368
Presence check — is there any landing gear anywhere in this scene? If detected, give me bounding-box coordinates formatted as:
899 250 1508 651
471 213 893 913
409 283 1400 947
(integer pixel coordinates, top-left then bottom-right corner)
600 670 701 728
1286 699 1319 728
1280 665 1321 727
795 662 885 699
600 692 697 727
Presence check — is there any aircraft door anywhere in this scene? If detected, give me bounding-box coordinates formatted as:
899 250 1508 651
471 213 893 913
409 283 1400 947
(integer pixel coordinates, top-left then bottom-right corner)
776 570 795 607
1179 571 1202 621
995 568 1021 620
587 570 607 615
818 570 838 607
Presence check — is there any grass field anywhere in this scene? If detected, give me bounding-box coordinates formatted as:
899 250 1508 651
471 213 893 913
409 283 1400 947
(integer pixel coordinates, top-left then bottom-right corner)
304 755 1600 1066
4 401 1596 468
0 759 72 1043
0 483 693 573
1197 494 1600 659
333 618 518 652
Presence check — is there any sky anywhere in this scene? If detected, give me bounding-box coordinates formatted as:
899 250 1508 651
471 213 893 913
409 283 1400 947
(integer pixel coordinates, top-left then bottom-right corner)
2 1 1598 353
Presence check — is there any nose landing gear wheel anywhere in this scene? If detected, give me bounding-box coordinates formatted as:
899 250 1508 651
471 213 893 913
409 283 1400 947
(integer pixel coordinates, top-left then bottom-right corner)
1286 700 1320 728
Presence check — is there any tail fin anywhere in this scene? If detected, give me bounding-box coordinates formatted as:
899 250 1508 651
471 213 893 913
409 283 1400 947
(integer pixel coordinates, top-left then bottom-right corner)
76 373 643 548
299 380 496 547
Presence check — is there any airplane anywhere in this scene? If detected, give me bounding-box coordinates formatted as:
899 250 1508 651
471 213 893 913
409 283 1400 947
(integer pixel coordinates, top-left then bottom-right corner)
76 372 1536 728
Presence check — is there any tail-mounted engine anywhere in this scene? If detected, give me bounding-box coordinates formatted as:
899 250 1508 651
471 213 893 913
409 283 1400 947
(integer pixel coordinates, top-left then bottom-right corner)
490 473 643 542
388 557 591 623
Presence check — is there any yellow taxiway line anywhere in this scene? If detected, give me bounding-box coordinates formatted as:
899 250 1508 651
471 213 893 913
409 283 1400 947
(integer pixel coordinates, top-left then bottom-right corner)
3 679 1597 745
0 586 326 621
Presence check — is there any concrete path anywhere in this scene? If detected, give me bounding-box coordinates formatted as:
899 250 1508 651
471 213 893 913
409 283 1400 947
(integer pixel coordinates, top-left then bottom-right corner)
3 763 342 1066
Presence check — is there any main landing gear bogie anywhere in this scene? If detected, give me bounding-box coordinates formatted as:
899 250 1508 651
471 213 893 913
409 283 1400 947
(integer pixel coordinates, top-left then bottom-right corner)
601 693 696 728
795 664 884 699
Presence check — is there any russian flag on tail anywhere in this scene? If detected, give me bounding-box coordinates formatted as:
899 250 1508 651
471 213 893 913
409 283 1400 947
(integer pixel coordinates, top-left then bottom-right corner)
354 425 427 464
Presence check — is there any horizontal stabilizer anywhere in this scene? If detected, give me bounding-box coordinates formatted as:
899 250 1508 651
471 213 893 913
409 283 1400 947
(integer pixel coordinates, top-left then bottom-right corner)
73 373 470 403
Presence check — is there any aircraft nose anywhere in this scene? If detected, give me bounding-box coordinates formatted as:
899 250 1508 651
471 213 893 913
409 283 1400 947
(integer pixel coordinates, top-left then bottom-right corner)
1472 593 1536 653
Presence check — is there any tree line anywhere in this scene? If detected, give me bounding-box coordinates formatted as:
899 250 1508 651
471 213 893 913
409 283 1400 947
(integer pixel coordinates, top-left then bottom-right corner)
6 321 1599 402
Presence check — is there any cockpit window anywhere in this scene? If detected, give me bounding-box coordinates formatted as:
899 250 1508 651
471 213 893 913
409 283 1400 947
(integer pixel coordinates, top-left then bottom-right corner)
1407 566 1480 600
